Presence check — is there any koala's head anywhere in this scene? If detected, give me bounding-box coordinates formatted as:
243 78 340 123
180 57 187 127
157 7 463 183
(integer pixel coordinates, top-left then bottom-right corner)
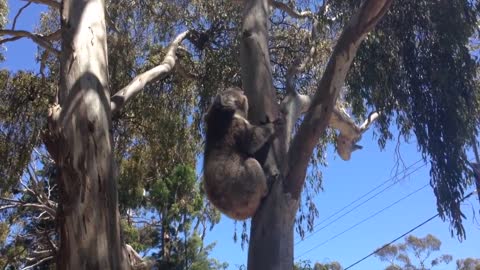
215 87 249 118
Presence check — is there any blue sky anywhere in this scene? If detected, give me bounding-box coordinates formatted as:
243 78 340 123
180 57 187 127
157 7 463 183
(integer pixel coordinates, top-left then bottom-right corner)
204 135 480 269
2 1 479 269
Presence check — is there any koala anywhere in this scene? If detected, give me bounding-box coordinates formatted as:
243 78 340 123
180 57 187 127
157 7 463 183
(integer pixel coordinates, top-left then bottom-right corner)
203 87 280 220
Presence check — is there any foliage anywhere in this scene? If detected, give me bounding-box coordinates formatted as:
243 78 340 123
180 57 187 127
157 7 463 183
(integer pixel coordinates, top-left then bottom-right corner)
456 258 480 270
0 70 53 191
1 0 480 267
343 0 480 238
158 233 228 270
295 259 343 270
0 155 57 269
375 234 453 270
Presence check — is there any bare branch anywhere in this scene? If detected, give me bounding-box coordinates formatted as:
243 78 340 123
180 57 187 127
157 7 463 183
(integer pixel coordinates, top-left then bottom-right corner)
329 108 380 161
0 30 60 56
110 30 190 115
30 249 55 258
269 0 314 19
44 29 61 41
281 93 311 151
285 0 393 198
281 5 320 151
0 202 56 217
125 244 155 270
21 0 60 9
12 2 32 30
282 93 379 160
359 111 380 131
22 256 54 270
1 195 56 217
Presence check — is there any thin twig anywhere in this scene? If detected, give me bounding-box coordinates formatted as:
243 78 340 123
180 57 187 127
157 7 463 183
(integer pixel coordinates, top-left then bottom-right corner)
12 2 32 30
21 256 54 270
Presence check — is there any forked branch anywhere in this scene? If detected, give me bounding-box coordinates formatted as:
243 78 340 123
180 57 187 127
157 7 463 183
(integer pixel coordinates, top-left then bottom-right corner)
110 30 190 115
330 109 380 160
0 29 60 56
282 93 379 160
285 0 393 199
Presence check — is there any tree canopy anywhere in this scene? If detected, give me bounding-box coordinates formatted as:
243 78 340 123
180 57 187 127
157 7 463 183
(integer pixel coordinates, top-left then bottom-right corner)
1 0 479 268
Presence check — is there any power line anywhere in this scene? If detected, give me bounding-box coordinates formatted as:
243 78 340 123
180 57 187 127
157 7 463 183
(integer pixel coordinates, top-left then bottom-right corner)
295 183 430 259
344 214 439 270
342 190 477 270
295 159 426 245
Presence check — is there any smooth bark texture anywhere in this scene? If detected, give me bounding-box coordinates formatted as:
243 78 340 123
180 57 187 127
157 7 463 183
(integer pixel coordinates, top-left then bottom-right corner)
110 30 189 115
286 0 393 199
241 0 392 269
47 0 127 268
241 0 294 269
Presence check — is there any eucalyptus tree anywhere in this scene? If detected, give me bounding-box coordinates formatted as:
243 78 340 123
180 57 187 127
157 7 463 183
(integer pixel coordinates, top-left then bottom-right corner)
1 0 479 270
375 234 453 270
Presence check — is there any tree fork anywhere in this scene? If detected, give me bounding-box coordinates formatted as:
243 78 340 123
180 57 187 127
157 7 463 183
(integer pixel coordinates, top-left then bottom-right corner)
241 0 392 269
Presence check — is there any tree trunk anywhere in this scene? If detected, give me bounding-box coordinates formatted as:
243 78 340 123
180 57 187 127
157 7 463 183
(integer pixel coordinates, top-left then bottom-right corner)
46 0 126 268
240 0 392 269
240 0 295 269
247 180 298 270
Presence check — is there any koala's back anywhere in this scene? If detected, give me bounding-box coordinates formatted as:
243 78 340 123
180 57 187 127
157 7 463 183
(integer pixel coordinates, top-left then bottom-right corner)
203 109 267 220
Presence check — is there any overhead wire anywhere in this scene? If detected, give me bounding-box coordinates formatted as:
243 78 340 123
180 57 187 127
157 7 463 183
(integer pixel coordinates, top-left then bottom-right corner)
295 183 430 259
295 159 426 245
342 190 477 270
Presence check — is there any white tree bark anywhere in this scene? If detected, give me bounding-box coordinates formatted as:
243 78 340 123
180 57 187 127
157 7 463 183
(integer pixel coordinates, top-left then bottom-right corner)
110 30 190 115
45 0 128 268
285 0 393 199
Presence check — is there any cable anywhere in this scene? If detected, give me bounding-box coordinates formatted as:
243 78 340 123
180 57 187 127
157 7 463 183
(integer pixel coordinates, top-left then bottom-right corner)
295 183 429 259
343 214 439 270
295 160 426 245
342 190 477 270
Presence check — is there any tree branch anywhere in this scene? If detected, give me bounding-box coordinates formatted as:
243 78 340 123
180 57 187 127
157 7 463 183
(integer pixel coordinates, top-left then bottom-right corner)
110 30 190 115
22 256 54 270
21 0 60 10
12 2 32 30
125 244 154 270
0 202 56 217
1 194 56 217
285 0 393 199
269 0 314 19
44 29 62 41
0 30 60 56
282 10 319 150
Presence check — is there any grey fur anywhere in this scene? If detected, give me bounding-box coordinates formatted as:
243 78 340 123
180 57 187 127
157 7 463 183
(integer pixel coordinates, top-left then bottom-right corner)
203 87 279 220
